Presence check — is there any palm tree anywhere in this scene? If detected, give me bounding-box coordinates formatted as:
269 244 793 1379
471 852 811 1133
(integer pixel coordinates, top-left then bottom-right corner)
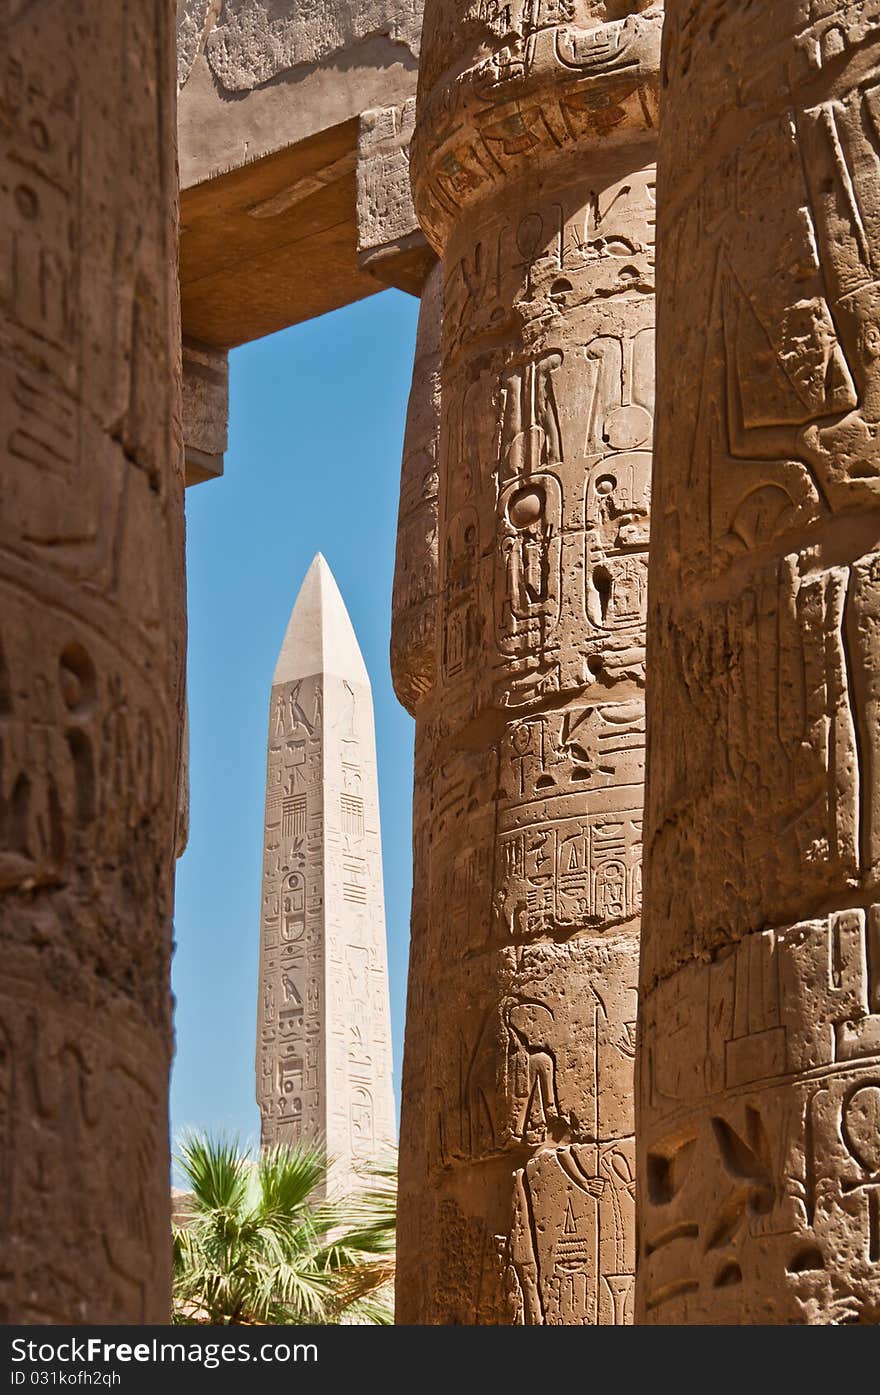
171 1132 396 1325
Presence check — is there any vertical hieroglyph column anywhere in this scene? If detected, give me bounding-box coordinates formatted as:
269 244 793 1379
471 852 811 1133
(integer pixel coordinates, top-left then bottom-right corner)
391 259 443 717
257 556 396 1198
638 1 880 1325
391 259 442 1307
397 3 662 1323
0 3 185 1321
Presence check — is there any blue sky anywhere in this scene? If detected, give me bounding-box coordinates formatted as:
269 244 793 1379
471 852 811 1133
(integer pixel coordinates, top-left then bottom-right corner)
171 288 419 1158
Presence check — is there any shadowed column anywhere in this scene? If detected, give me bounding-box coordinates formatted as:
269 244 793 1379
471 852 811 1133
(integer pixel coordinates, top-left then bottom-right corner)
0 2 185 1321
638 0 880 1325
397 1 662 1324
391 259 443 719
391 260 442 1315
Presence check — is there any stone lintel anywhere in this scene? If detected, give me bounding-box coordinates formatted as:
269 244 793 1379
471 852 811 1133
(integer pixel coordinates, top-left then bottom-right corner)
177 6 426 347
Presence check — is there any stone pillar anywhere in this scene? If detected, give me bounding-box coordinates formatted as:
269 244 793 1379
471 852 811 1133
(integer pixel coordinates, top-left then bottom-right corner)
637 1 880 1325
391 260 443 717
391 261 442 1315
397 2 662 1324
0 3 185 1322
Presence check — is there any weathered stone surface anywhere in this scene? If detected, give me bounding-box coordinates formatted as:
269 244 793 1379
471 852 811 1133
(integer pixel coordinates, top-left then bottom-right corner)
177 705 191 860
396 1 660 1324
204 0 421 92
177 1 218 88
171 1187 197 1226
177 0 426 346
178 29 418 193
1 1 185 1322
179 119 376 347
637 0 880 1324
256 557 396 1196
182 337 229 485
176 0 426 345
390 261 441 715
357 102 433 295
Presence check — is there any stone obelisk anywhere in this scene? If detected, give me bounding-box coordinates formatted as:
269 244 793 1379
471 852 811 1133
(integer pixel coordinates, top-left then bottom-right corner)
638 1 880 1323
256 555 396 1195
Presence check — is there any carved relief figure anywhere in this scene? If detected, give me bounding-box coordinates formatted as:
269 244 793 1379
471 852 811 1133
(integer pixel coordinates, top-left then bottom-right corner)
395 1 661 1323
1 0 185 1321
639 0 880 1322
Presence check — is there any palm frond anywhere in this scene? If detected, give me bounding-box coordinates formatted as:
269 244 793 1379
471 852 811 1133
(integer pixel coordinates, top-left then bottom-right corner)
176 1132 251 1216
171 1131 397 1325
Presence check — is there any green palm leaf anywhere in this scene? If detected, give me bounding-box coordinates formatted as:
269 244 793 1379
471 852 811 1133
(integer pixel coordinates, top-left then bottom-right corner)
171 1132 397 1325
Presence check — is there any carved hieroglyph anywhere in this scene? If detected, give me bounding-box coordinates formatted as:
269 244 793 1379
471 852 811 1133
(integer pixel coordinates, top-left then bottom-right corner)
638 0 880 1324
391 259 442 716
0 2 185 1321
191 0 422 92
256 556 396 1195
396 2 662 1323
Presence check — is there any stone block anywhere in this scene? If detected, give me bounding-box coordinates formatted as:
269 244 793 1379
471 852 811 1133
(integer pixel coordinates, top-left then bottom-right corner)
182 337 229 486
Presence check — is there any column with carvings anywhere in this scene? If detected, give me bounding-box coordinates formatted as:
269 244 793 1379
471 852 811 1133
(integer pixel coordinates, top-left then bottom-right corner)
0 3 185 1321
398 2 662 1323
638 0 880 1324
390 260 443 718
391 260 442 1310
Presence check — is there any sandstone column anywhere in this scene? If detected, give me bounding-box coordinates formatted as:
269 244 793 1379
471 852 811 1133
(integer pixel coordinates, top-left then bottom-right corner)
391 261 442 1311
638 1 880 1324
390 259 442 718
256 556 396 1197
0 3 185 1321
397 2 662 1323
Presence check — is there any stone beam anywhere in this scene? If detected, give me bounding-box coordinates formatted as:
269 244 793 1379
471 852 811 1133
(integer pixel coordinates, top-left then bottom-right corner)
177 2 430 350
